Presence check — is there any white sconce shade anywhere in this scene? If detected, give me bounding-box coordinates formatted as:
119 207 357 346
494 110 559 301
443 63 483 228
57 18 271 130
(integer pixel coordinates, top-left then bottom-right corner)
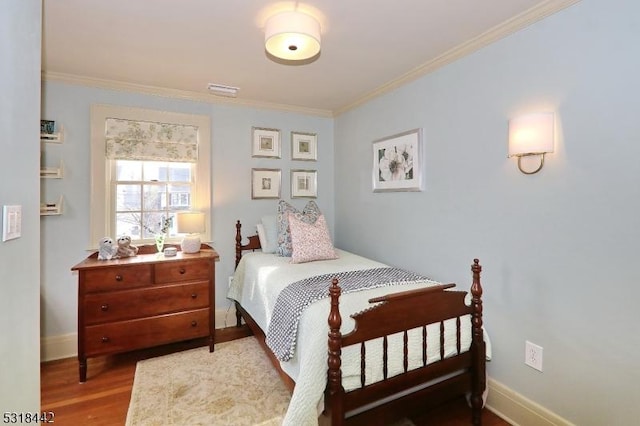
176 212 205 253
265 11 321 61
508 112 555 174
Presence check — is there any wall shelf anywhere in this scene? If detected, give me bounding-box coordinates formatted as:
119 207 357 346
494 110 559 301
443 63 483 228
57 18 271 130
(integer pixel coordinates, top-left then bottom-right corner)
41 161 64 179
40 121 65 215
40 195 64 216
40 125 64 143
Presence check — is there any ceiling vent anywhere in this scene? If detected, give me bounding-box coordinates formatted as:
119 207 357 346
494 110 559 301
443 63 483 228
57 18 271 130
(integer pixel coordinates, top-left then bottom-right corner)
207 83 239 97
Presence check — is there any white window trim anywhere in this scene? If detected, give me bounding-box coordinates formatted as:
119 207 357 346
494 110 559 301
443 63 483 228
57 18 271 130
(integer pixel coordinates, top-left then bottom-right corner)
90 104 211 249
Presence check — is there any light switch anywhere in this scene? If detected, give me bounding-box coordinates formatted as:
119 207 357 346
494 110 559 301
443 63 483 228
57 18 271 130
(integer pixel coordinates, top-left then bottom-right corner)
2 205 22 241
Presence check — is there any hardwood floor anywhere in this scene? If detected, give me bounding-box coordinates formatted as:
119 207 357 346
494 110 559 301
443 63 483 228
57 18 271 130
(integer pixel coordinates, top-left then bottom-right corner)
41 326 509 425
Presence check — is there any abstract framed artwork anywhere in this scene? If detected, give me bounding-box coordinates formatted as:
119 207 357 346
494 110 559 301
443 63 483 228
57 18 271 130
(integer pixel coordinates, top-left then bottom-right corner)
291 169 317 198
372 128 423 192
291 131 317 161
252 127 281 158
251 168 281 199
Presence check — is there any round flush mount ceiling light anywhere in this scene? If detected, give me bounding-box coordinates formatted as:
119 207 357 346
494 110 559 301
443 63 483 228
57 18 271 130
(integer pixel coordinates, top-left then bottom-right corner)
264 11 321 61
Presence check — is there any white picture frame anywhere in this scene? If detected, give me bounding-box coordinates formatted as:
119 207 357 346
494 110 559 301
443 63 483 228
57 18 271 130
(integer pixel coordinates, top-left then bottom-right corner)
252 127 281 158
372 128 423 192
291 131 317 161
251 168 281 199
291 169 317 198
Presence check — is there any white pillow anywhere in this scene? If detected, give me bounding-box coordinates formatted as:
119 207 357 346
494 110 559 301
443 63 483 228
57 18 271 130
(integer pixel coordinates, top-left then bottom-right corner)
256 223 268 251
260 215 278 253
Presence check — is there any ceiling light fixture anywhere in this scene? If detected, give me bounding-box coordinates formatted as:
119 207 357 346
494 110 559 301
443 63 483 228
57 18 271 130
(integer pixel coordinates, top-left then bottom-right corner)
264 10 321 61
207 83 239 97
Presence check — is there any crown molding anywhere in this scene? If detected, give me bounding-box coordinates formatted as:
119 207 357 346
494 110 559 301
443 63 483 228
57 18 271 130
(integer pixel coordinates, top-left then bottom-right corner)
42 71 334 118
43 0 580 119
334 0 582 116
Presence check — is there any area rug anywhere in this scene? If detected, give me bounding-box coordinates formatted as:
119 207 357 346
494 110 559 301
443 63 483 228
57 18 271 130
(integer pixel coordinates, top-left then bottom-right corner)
126 337 291 425
126 336 416 426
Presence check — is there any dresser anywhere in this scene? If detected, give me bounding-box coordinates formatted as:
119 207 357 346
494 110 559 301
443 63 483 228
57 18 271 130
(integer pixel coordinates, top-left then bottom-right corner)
71 245 219 382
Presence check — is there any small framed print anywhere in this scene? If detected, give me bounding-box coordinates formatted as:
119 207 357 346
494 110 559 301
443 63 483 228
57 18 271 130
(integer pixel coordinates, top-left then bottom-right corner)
252 127 281 158
372 128 423 192
291 131 317 161
251 168 281 199
291 169 317 198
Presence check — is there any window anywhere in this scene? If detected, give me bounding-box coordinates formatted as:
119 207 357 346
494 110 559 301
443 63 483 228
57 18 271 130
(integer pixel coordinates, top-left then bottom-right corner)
112 160 194 239
90 105 211 247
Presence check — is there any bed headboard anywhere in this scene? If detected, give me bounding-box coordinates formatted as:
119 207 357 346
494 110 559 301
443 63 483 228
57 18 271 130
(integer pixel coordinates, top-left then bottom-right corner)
235 220 261 268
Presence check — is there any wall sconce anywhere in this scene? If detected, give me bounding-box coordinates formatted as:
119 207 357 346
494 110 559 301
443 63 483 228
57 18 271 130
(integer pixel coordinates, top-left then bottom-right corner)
508 112 555 175
176 211 206 254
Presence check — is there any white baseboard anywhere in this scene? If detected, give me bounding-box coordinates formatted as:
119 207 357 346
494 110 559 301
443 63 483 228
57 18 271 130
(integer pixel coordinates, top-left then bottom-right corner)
41 307 240 362
486 378 575 426
41 332 77 362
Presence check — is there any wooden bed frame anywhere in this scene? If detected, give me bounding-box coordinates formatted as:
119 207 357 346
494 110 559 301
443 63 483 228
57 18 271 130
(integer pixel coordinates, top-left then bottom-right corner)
234 220 486 425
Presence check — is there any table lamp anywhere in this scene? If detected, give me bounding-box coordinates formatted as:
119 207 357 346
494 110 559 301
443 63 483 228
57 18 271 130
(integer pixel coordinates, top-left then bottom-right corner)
176 211 205 253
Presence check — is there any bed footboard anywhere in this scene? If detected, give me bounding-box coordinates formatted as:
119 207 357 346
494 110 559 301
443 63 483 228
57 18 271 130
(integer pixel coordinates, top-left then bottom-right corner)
326 260 485 426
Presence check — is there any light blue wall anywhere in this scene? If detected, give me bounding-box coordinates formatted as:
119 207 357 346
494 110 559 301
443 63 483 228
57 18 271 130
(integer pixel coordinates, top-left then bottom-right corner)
41 82 334 337
0 0 42 413
334 1 639 424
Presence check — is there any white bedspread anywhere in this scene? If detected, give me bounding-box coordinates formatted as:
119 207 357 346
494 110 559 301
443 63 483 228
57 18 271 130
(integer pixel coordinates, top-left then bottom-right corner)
228 250 485 426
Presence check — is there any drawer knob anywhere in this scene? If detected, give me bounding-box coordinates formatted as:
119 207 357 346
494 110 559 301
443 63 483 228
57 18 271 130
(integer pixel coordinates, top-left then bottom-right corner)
191 293 198 299
101 304 109 311
115 274 123 282
101 336 110 343
191 320 198 327
179 268 186 274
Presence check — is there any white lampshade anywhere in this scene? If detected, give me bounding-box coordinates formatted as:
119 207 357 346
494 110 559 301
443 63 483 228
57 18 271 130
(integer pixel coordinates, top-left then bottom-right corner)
265 11 321 61
508 112 555 157
176 212 205 254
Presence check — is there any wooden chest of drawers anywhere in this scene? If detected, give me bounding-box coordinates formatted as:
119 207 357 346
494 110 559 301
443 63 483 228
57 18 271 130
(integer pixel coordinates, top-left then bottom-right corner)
71 246 219 382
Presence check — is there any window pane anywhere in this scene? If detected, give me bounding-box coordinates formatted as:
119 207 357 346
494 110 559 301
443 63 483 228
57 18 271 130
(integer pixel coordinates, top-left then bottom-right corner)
116 212 142 238
168 184 191 210
116 160 142 181
143 184 167 211
167 163 192 182
143 162 168 182
116 184 141 210
141 212 174 238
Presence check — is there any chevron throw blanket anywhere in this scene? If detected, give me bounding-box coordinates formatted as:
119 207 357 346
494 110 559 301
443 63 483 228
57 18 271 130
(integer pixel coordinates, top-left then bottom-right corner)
266 267 428 361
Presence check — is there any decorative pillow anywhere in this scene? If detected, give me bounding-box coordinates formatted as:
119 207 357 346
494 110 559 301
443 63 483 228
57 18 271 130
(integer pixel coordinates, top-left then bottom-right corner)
276 200 322 257
260 215 278 253
288 213 338 264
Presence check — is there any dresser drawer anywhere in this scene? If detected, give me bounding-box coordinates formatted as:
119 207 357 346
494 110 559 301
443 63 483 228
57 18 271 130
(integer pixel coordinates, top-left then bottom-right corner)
83 281 210 325
82 264 152 293
84 308 210 357
154 259 210 284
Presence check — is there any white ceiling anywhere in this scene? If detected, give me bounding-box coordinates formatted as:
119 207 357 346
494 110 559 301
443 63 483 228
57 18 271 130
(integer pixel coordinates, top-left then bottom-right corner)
42 0 578 116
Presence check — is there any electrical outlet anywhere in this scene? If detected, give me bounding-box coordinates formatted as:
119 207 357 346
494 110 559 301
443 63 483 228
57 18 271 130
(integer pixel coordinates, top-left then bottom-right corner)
228 276 233 288
525 341 543 372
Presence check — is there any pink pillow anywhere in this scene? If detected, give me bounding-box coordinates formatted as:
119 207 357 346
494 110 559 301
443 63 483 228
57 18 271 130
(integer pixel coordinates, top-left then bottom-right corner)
288 213 338 264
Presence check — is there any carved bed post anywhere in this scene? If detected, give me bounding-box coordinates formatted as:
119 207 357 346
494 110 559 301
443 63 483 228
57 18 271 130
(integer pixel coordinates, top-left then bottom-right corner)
470 259 486 426
234 221 243 327
235 220 242 268
327 278 345 426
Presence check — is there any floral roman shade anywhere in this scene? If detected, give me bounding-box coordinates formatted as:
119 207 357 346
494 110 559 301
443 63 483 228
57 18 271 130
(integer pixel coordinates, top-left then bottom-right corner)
105 118 199 162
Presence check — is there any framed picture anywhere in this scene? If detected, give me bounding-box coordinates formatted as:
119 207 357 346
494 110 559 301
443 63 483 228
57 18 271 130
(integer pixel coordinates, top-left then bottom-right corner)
251 168 281 199
252 127 281 158
291 131 317 161
291 169 317 198
372 128 423 192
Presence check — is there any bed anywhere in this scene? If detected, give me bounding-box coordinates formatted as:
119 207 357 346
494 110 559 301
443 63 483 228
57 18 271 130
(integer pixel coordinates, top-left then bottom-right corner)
229 219 486 426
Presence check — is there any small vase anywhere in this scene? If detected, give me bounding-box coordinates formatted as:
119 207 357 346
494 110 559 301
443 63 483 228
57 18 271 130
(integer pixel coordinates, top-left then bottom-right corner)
154 233 166 253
